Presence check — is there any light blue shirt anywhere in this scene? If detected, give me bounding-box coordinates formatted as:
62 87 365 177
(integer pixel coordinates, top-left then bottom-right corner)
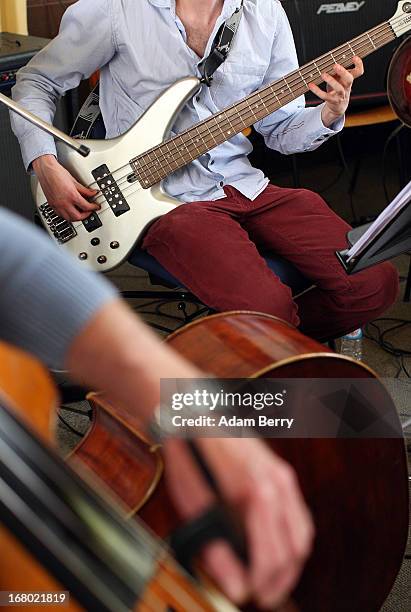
11 0 343 203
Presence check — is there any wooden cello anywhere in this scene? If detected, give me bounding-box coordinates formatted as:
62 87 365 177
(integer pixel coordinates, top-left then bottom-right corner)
73 312 408 611
0 312 409 611
163 312 409 611
0 341 236 612
387 35 411 128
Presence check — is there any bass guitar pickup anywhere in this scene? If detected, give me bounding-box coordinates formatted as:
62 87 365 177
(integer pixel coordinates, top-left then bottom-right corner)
39 203 77 243
92 164 130 217
82 212 102 233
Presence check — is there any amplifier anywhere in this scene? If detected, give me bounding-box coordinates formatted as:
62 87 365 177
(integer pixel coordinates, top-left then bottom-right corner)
281 0 401 107
0 32 50 92
0 32 69 220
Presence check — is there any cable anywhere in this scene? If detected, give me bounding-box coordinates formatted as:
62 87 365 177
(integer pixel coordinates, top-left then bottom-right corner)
381 123 405 204
401 355 411 378
364 317 411 378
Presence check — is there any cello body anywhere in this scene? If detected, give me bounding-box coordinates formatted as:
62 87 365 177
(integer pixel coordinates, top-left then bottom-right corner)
0 343 234 612
163 312 409 611
388 35 411 127
0 312 408 611
75 312 408 611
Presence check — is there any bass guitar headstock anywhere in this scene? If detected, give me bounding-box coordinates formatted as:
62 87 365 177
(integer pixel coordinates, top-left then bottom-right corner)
390 1 411 37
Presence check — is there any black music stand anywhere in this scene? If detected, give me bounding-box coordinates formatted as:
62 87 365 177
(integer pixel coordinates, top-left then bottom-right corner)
336 203 411 277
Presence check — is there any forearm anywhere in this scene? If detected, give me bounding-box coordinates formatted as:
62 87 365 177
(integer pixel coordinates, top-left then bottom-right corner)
11 69 59 171
66 301 201 427
0 209 199 428
0 209 116 368
11 0 116 171
321 104 345 129
255 103 344 155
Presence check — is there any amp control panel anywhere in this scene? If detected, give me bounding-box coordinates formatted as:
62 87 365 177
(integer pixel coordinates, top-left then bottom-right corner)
0 32 50 93
0 69 18 91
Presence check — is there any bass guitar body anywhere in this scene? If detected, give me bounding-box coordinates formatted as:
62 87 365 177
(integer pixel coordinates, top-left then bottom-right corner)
32 78 200 272
31 2 411 273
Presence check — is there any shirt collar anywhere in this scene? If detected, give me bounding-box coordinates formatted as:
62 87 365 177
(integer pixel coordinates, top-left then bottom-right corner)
147 0 241 19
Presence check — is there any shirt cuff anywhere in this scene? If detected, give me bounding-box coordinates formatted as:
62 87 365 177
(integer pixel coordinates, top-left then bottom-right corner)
304 103 345 148
19 130 57 172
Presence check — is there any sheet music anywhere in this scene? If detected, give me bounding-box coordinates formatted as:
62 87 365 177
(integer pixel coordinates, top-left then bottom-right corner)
346 180 411 261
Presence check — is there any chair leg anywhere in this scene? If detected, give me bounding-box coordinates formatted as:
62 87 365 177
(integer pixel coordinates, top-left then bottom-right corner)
121 289 211 334
121 290 199 301
178 301 210 323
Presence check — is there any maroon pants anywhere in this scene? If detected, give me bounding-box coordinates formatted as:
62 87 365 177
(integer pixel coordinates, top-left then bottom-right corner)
142 185 399 341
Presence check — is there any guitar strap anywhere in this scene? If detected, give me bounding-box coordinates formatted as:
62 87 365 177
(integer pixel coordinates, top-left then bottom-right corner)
70 83 103 139
71 1 244 138
198 0 244 86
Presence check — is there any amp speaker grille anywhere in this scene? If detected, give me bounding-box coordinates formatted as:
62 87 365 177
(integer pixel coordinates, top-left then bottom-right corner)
282 0 401 107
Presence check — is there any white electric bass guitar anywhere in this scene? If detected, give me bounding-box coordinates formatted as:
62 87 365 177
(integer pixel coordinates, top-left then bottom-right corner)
30 2 411 272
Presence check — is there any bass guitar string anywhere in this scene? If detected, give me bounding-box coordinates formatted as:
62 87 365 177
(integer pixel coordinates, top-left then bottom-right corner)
85 24 394 220
123 25 395 186
62 14 404 217
88 19 396 203
88 46 387 213
88 18 398 199
80 18 393 199
90 20 393 197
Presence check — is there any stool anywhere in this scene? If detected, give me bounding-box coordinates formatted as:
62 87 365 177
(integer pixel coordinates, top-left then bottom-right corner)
126 247 313 333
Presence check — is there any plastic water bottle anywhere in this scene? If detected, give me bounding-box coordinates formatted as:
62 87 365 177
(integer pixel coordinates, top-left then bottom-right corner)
340 328 363 361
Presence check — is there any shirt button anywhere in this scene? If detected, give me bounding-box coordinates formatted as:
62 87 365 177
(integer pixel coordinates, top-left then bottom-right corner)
210 160 215 165
196 96 200 102
219 181 224 187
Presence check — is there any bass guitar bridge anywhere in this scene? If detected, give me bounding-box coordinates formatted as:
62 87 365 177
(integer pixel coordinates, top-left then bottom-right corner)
39 203 77 243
